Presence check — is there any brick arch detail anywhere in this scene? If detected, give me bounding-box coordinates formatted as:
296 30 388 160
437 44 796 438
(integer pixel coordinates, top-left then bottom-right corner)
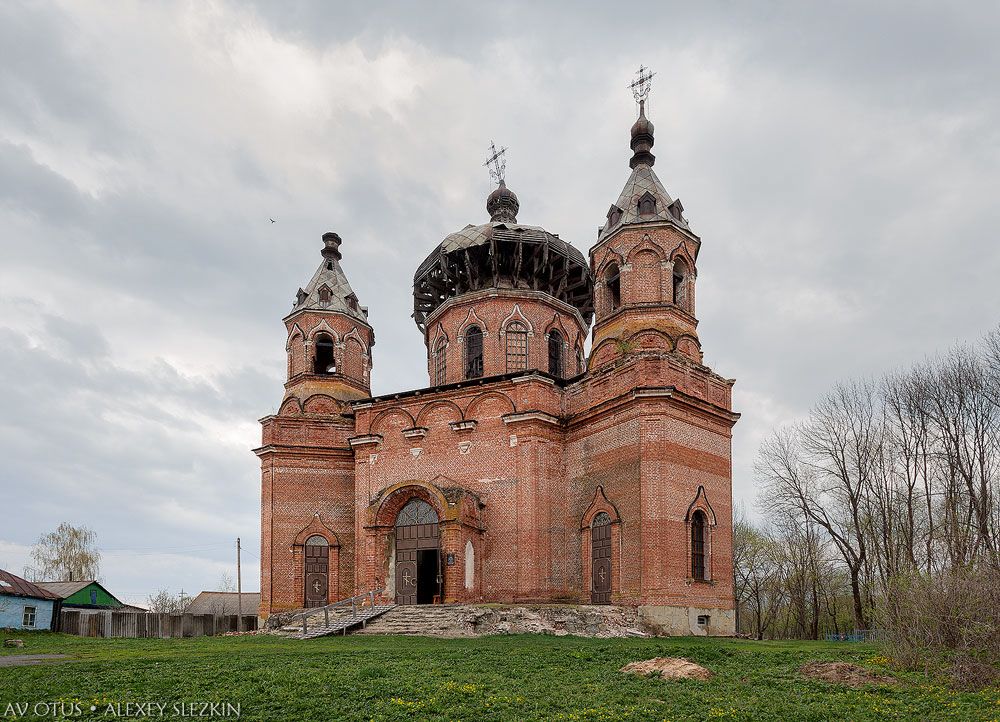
464 391 516 419
626 328 676 352
499 304 534 335
292 513 341 548
414 399 464 427
595 248 625 278
429 322 449 347
278 396 303 416
684 485 717 526
625 234 667 264
368 481 454 528
302 393 341 415
456 307 488 338
305 319 340 345
580 485 622 529
285 323 305 350
370 407 417 435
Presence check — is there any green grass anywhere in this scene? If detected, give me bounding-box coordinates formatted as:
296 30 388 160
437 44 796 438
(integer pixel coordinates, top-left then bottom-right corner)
1 631 997 721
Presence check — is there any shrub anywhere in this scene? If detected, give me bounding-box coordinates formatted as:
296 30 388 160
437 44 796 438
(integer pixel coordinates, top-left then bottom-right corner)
880 565 1000 690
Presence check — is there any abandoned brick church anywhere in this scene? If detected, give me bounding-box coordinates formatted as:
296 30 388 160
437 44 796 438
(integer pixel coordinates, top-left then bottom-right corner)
256 83 740 634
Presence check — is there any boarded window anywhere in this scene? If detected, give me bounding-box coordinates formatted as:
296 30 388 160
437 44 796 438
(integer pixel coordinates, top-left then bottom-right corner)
505 322 528 372
548 330 563 376
465 326 483 379
691 511 706 580
433 338 447 385
313 334 336 374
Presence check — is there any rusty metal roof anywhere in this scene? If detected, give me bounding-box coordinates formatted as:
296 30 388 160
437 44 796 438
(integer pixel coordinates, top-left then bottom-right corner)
0 568 60 600
598 164 690 241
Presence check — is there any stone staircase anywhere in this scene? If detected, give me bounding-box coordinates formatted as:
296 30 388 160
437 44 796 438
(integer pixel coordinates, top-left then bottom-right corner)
276 595 396 639
353 604 478 637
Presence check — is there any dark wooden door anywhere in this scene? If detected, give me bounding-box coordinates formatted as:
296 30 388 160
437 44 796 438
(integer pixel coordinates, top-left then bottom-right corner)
591 517 612 604
395 522 440 604
304 543 329 608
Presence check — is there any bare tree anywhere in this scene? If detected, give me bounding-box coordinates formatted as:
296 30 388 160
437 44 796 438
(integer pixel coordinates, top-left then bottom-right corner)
733 511 786 639
29 522 101 581
146 589 191 614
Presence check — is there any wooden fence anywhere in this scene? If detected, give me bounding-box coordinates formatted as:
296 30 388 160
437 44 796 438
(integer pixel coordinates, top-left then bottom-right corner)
59 609 258 638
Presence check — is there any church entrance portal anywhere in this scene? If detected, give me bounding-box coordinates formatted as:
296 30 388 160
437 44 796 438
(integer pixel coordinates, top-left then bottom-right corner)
394 499 441 605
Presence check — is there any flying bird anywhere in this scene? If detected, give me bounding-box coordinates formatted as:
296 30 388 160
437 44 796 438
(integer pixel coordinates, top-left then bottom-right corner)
269 218 276 223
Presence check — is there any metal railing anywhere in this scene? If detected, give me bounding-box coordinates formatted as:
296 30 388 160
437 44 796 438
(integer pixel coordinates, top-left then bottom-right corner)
292 590 381 636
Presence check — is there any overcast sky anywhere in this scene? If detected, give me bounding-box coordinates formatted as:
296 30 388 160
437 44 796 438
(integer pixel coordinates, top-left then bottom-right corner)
2 1 998 604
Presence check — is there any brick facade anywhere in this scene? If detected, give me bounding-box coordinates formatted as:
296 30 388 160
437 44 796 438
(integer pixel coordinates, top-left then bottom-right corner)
256 106 739 635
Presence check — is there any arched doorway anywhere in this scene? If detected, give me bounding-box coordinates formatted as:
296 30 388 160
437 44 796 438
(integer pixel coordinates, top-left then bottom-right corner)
304 535 329 607
394 499 441 605
591 512 612 604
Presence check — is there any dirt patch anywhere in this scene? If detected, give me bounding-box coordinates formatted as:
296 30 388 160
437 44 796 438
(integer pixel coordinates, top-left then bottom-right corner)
800 661 896 688
621 657 712 681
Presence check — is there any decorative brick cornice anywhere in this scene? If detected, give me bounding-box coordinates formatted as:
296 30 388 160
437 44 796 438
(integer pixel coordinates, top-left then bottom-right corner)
449 420 477 432
348 434 383 447
402 427 429 439
502 411 562 426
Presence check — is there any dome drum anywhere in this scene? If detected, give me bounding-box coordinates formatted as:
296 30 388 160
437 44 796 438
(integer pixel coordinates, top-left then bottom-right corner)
413 222 594 331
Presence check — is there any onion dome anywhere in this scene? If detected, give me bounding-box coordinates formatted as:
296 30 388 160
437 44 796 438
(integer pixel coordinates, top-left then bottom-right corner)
486 180 519 223
599 101 690 241
289 231 370 325
629 100 655 169
413 183 593 330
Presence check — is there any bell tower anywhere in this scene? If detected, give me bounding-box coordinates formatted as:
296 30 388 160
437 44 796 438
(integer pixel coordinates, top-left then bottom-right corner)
282 232 375 404
590 67 703 365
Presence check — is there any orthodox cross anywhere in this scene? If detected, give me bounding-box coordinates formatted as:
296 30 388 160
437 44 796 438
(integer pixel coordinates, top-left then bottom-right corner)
628 65 656 104
484 140 508 184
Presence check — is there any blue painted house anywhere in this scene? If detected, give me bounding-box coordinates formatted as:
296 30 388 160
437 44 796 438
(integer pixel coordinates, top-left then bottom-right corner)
0 568 61 631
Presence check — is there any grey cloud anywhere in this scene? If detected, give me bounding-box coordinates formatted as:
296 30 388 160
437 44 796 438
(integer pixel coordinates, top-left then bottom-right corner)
1 1 998 599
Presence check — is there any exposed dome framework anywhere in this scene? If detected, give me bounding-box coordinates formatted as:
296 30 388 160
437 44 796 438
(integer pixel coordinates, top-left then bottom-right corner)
413 218 594 331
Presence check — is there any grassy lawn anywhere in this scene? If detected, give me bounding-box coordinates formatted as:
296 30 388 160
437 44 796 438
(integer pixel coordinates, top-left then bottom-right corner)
1 631 997 721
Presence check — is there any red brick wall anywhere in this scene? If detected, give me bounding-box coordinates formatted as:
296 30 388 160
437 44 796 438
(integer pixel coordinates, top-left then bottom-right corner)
258 217 738 621
422 289 587 385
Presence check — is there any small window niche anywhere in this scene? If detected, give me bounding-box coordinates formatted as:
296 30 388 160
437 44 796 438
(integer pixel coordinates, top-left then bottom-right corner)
697 614 710 627
638 191 656 216
605 264 621 312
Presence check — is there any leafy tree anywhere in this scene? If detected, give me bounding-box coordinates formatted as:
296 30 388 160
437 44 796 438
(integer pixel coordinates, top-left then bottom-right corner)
29 522 101 581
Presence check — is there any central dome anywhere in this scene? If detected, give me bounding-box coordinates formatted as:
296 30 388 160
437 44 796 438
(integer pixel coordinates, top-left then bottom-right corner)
413 183 594 330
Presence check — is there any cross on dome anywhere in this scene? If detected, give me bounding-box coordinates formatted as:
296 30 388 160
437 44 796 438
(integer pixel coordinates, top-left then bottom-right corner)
628 65 656 104
483 140 508 185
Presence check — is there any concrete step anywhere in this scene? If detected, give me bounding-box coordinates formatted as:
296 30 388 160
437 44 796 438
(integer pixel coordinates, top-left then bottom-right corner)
354 604 476 637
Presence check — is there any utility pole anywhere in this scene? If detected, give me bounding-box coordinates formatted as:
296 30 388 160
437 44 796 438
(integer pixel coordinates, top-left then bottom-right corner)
236 537 243 633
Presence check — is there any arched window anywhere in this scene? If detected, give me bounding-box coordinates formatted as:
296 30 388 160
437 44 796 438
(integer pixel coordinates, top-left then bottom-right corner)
592 511 611 528
395 499 439 527
433 337 447 385
672 258 689 310
605 264 621 311
305 534 329 547
691 511 706 580
313 334 336 374
505 322 528 372
547 329 563 376
464 326 483 379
